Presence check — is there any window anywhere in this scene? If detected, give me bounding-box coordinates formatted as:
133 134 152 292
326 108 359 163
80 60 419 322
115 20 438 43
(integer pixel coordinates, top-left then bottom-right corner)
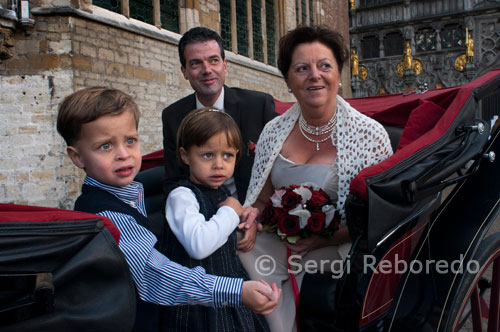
236 0 249 57
359 0 401 8
383 31 403 56
441 23 464 49
93 0 121 13
93 0 178 32
416 27 436 52
266 0 276 66
361 35 379 59
219 0 282 66
296 0 312 25
252 0 264 62
160 0 179 32
220 0 232 51
130 0 154 25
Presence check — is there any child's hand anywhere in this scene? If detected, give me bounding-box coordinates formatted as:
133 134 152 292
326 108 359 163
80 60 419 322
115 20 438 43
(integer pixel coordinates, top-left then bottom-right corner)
219 197 243 217
241 280 281 315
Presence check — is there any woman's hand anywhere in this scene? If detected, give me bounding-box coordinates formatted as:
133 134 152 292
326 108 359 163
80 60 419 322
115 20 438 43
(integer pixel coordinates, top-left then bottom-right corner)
284 234 329 256
284 227 351 256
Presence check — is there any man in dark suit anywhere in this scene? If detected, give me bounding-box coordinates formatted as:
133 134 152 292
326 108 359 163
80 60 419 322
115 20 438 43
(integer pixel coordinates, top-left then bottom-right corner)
162 27 277 250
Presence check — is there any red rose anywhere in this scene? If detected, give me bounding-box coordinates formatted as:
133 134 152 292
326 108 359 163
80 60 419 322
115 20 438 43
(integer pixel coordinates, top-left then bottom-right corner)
277 214 301 235
261 202 283 226
282 190 302 210
308 190 328 209
307 210 326 233
247 140 256 156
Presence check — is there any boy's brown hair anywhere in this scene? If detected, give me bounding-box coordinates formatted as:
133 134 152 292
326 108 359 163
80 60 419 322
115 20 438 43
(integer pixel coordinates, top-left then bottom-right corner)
57 87 140 146
176 108 243 165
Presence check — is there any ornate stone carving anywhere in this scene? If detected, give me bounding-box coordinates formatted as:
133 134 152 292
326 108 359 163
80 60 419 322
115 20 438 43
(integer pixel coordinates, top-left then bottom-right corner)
0 27 14 61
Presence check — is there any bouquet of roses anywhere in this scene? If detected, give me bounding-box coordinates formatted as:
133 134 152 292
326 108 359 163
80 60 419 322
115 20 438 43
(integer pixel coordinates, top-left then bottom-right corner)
261 183 340 243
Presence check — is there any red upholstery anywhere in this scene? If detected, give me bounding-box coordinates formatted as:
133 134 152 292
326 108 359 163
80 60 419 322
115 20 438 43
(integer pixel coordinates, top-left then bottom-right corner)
396 100 446 150
0 203 120 243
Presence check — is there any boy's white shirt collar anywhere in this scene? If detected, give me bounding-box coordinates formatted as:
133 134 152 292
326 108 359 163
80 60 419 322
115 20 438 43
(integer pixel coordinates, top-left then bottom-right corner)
195 88 225 111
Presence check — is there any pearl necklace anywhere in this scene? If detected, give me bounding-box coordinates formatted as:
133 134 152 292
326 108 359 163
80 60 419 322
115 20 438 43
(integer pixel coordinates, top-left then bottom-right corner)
298 109 337 151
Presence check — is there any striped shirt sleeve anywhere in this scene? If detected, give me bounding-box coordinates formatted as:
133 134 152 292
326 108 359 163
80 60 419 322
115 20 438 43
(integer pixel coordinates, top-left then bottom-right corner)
98 210 243 308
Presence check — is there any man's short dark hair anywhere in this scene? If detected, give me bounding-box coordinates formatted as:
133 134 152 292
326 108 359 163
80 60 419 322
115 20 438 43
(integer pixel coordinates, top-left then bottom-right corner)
178 27 225 68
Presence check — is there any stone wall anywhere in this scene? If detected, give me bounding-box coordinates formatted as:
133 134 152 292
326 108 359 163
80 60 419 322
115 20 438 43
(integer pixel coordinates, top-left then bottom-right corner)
0 5 290 209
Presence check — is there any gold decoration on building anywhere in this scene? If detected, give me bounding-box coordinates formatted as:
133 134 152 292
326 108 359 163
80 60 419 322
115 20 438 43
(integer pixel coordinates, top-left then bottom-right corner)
397 59 423 77
349 0 355 10
403 41 412 70
350 49 359 76
359 65 368 81
413 59 423 75
455 54 467 71
465 28 474 63
396 61 405 77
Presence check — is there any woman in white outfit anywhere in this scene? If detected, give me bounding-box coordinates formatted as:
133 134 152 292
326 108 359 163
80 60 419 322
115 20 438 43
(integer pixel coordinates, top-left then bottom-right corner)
238 26 393 332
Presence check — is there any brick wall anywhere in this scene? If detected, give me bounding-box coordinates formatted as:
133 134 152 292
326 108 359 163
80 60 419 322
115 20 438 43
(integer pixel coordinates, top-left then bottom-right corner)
0 7 290 209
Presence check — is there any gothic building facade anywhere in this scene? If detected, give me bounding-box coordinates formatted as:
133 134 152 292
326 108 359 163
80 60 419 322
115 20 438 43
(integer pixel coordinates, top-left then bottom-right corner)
349 0 500 97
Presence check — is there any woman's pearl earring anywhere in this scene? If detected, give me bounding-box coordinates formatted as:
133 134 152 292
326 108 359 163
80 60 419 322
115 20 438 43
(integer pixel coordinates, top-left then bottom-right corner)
338 82 342 88
288 88 292 93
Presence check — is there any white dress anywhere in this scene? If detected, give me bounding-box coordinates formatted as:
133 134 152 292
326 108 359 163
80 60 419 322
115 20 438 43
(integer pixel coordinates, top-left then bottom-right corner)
238 154 343 332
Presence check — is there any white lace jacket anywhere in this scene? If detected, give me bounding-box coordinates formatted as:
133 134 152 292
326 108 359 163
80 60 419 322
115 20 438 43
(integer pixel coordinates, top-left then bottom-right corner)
244 95 393 224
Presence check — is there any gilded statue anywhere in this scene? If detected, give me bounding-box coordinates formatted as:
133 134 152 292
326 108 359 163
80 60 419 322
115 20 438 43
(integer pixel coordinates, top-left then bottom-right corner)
349 0 355 10
465 28 474 63
350 49 359 76
404 41 412 70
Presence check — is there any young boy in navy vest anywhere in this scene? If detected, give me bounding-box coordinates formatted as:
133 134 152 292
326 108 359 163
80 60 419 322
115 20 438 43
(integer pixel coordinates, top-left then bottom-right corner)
56 87 280 331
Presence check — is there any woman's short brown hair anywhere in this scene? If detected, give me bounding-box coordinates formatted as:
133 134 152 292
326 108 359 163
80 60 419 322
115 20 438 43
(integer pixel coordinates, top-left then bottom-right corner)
57 87 140 146
278 25 348 80
176 108 243 165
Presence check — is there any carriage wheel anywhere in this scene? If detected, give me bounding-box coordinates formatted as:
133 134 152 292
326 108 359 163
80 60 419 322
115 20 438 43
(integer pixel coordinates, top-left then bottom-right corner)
446 233 500 332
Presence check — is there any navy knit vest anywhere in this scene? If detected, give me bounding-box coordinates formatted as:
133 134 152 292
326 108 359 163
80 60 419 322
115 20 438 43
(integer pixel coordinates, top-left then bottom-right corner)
74 184 159 332
159 179 269 332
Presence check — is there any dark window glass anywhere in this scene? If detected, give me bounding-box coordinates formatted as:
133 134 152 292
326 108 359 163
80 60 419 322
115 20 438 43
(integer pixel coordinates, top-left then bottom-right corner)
296 0 300 25
236 0 248 57
360 0 401 8
309 0 313 25
252 0 264 62
266 0 276 66
301 0 307 25
160 0 178 32
383 32 403 56
361 35 379 59
220 0 232 51
441 23 464 49
415 28 436 52
130 0 154 25
93 0 121 13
